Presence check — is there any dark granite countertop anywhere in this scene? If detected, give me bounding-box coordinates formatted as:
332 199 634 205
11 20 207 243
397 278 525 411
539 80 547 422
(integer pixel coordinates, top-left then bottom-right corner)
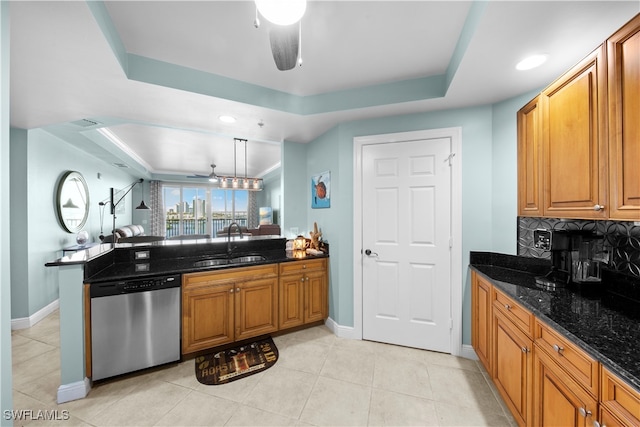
75 236 328 284
470 251 640 393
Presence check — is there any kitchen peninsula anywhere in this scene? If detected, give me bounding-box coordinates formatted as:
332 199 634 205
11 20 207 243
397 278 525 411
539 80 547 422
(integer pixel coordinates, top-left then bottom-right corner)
45 235 329 403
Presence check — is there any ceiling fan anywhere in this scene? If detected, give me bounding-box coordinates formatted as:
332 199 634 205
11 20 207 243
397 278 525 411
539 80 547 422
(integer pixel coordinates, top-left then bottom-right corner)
254 0 305 71
187 164 218 182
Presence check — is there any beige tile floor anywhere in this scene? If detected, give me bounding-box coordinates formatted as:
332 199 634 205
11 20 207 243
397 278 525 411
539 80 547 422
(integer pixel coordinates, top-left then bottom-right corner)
11 310 516 426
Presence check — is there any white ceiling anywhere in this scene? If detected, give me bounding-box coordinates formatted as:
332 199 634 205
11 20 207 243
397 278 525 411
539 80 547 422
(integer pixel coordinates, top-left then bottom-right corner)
9 1 639 180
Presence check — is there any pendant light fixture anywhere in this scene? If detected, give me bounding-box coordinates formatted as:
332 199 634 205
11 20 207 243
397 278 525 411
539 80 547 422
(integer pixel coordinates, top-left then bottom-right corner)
255 0 306 26
217 138 263 191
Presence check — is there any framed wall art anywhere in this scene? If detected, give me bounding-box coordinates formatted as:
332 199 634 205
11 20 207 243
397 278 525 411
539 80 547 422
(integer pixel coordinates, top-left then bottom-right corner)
311 171 330 209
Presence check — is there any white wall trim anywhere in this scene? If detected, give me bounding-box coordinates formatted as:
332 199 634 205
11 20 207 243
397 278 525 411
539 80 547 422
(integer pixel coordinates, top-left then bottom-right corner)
353 127 463 356
324 316 358 340
461 344 479 361
57 377 91 404
11 299 59 330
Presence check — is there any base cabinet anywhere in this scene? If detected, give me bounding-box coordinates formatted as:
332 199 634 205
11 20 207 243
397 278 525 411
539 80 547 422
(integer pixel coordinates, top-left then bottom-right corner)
471 271 492 373
600 367 640 426
279 258 328 330
533 345 598 427
182 264 279 354
492 308 532 427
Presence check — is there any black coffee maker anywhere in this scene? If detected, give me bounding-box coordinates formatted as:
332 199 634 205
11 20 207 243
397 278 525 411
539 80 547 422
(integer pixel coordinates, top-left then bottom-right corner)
534 229 604 290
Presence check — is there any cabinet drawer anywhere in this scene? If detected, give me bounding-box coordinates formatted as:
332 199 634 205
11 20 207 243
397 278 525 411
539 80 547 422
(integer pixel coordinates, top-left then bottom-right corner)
492 289 534 338
279 258 327 275
601 367 640 425
183 264 278 289
535 319 599 397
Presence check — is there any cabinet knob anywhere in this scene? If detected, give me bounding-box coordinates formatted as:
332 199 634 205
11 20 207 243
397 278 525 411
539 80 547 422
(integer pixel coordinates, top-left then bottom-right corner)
553 344 564 354
593 421 604 427
300 277 305 282
504 304 511 310
230 289 234 293
236 287 241 292
306 277 309 281
578 407 592 418
593 204 605 211
521 347 530 353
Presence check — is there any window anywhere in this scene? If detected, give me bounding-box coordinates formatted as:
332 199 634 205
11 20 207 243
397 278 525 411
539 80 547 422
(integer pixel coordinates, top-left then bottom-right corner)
162 184 250 238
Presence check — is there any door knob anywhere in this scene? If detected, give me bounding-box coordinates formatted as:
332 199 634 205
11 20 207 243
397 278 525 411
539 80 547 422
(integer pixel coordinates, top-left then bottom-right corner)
364 249 379 257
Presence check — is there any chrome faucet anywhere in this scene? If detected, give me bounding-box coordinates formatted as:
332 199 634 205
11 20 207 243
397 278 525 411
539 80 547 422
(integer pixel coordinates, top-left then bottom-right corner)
227 222 243 257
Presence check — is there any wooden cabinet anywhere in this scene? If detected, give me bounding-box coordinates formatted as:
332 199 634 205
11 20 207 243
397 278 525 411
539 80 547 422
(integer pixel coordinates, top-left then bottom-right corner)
540 44 608 219
471 271 492 372
517 96 544 217
518 13 640 221
600 366 640 426
533 344 598 427
607 14 640 221
492 289 534 427
182 264 278 354
279 258 328 330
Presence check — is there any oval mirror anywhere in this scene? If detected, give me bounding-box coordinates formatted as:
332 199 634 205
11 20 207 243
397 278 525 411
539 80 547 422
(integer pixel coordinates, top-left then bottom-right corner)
56 171 90 233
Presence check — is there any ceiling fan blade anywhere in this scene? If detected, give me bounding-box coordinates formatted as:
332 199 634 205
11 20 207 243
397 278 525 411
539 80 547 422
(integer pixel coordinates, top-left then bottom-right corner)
186 174 208 179
269 23 299 71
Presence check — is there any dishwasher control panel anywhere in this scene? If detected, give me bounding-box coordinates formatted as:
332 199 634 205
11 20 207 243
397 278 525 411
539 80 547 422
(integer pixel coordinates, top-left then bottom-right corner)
91 274 181 297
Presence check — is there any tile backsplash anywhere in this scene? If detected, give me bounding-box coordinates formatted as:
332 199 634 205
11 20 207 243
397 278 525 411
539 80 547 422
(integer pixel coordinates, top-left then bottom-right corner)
518 217 640 279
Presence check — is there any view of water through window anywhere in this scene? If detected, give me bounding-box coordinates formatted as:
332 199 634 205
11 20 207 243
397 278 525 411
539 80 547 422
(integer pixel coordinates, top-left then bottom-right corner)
162 185 248 238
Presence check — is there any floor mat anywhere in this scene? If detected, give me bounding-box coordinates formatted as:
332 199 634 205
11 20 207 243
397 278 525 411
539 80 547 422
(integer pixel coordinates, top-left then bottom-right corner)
195 336 278 385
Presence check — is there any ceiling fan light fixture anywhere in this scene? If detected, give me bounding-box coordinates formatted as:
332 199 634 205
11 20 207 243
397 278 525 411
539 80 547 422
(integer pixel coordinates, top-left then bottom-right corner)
255 0 306 26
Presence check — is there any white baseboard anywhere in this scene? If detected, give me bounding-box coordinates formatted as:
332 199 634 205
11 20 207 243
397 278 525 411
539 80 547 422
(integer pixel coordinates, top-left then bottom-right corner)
11 299 59 330
324 317 359 340
461 344 479 360
57 377 91 404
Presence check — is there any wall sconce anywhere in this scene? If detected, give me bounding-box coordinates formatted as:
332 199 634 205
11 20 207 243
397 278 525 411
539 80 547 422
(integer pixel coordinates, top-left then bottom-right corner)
98 178 150 243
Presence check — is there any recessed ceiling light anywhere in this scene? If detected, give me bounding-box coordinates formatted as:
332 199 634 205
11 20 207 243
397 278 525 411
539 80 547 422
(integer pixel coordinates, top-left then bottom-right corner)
219 115 236 123
516 54 548 71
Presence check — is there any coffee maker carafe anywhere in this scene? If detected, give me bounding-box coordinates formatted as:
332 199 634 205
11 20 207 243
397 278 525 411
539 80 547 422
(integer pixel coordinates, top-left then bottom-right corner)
534 229 604 290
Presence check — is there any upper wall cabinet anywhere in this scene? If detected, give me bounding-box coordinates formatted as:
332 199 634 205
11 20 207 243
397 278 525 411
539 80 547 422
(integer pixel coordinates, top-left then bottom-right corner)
518 13 640 221
607 14 640 221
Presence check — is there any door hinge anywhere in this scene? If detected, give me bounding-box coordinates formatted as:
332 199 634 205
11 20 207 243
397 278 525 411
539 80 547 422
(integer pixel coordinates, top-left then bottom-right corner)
445 153 455 166
449 318 453 330
449 237 453 249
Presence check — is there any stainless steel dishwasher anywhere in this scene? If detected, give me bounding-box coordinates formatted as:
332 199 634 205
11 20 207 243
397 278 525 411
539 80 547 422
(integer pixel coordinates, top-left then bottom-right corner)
90 274 181 381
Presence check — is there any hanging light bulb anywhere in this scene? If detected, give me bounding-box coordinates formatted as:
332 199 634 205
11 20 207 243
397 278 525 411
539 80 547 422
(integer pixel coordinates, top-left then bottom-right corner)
255 0 306 26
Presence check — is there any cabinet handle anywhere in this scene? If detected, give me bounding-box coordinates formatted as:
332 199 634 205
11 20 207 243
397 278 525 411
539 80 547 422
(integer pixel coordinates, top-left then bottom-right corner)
306 277 309 281
578 407 592 418
300 277 305 282
504 304 511 310
593 421 604 427
521 347 530 353
302 265 306 269
593 204 605 211
230 289 234 293
553 344 564 354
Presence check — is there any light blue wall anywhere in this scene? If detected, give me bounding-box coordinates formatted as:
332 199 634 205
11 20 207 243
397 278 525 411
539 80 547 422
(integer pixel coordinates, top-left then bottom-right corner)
1 1 13 421
256 167 282 226
10 128 137 319
292 96 535 344
281 141 308 235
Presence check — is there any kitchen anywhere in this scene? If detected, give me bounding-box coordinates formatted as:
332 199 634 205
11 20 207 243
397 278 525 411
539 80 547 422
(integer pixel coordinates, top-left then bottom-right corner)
3 1 640 425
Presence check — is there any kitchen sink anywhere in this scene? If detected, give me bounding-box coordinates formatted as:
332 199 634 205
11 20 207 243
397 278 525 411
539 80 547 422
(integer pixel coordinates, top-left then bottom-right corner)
193 258 229 268
230 255 267 264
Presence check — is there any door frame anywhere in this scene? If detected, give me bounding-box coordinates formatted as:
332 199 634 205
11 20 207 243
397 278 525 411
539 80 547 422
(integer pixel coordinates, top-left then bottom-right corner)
353 127 463 356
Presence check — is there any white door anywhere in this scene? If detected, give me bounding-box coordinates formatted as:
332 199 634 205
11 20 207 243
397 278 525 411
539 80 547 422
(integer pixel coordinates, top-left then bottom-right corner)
361 137 452 352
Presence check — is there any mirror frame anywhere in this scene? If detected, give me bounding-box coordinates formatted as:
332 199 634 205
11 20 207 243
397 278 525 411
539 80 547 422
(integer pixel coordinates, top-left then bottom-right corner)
56 171 90 233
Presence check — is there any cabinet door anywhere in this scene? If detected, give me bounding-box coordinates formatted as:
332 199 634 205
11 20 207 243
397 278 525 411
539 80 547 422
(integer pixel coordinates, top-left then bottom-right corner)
533 346 598 427
608 14 640 221
518 96 544 217
235 277 278 341
471 272 492 373
493 309 532 427
182 283 234 354
541 45 608 219
305 269 327 323
279 274 305 330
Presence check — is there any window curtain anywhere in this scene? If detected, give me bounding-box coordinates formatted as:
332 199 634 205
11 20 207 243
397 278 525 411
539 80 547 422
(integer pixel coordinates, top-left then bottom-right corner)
248 191 258 229
149 181 165 237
